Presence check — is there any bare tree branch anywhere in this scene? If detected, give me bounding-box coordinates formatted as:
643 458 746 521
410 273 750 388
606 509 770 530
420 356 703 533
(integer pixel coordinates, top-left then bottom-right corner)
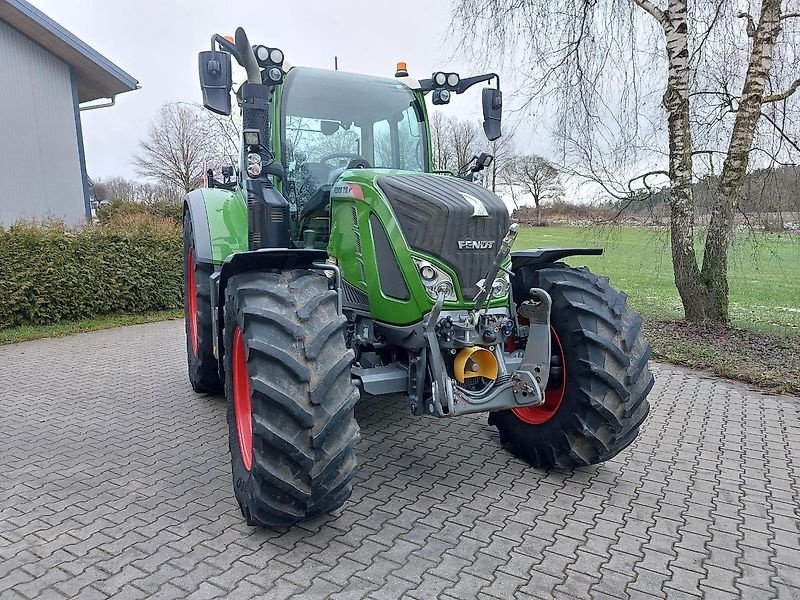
760 110 800 153
628 170 669 193
762 78 800 103
737 11 756 37
632 0 665 24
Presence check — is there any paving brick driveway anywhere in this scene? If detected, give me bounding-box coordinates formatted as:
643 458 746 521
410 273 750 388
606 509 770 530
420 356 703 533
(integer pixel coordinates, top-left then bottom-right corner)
1 320 799 600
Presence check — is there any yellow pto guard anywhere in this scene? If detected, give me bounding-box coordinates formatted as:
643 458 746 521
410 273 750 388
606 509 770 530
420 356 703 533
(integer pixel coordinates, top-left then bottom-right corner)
454 346 499 383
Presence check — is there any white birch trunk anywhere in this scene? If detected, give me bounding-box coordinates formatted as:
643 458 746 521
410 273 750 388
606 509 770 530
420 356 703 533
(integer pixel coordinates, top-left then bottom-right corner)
660 0 709 321
700 0 784 321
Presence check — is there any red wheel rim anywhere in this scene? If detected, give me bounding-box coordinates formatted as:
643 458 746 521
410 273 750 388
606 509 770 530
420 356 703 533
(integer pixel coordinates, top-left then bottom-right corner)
186 247 199 355
232 327 253 471
512 327 566 425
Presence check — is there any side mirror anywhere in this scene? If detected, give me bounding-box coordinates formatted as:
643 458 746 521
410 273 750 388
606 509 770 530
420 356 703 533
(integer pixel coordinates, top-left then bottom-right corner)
199 50 232 115
320 120 341 136
482 88 502 141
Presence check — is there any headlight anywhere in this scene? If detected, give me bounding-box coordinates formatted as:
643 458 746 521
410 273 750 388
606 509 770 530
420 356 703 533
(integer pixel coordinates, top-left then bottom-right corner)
434 72 447 86
478 273 510 299
435 281 454 298
267 67 283 82
491 276 509 298
246 153 262 177
447 73 460 87
413 258 457 301
243 129 260 147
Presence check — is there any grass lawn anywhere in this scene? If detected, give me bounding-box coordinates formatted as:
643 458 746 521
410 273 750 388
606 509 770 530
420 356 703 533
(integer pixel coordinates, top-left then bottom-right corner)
516 226 800 331
516 226 800 394
0 309 183 345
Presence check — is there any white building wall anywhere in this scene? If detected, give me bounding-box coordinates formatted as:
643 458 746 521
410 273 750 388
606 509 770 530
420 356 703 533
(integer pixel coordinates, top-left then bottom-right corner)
0 19 86 227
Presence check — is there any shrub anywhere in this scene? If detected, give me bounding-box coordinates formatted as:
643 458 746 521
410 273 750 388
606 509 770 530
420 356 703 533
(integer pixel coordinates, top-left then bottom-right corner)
0 216 183 328
96 198 183 225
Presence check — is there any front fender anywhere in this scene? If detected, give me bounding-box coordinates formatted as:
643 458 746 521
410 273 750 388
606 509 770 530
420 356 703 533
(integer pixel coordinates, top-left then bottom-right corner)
511 247 603 271
183 187 248 264
214 248 330 364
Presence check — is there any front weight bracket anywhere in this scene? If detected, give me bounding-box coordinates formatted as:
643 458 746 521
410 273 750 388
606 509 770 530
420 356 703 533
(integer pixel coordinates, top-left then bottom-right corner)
515 288 552 392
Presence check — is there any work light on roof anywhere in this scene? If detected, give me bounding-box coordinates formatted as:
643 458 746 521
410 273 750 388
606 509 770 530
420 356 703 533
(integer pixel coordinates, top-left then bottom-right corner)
254 45 285 68
432 72 460 90
255 46 269 62
269 49 284 64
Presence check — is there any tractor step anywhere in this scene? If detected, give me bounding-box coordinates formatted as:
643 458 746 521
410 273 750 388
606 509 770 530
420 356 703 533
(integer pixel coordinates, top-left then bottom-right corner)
352 364 408 396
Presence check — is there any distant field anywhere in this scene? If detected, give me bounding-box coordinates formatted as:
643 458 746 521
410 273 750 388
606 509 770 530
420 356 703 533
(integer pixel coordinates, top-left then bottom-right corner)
514 226 800 333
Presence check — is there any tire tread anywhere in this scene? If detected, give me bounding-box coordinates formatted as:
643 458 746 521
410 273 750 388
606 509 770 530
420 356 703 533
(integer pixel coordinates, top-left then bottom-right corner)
224 270 359 527
493 262 652 467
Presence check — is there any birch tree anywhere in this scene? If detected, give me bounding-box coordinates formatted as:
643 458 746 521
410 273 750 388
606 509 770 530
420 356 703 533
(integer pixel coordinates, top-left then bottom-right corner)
454 0 800 323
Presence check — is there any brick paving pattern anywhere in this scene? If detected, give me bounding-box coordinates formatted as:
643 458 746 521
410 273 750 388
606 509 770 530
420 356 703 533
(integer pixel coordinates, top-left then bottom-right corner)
1 320 799 599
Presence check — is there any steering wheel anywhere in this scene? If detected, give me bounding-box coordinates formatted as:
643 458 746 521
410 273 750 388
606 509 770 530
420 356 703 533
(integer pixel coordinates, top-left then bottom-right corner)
320 152 371 184
319 152 371 169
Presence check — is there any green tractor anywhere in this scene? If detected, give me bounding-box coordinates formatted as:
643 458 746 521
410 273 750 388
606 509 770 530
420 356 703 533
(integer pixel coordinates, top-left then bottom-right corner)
184 28 653 527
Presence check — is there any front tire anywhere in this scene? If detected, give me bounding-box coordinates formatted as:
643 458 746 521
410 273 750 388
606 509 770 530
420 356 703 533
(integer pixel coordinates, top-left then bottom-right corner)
490 263 653 467
184 210 222 394
224 269 360 527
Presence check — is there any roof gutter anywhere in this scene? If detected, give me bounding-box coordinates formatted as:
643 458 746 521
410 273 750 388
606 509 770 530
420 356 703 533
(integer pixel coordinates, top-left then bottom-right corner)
79 96 115 111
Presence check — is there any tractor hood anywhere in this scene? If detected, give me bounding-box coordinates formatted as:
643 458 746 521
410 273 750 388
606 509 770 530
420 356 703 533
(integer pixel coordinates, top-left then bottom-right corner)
374 173 510 300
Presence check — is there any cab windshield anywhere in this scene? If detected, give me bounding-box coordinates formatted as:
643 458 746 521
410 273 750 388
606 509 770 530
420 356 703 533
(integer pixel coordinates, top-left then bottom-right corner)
281 67 428 214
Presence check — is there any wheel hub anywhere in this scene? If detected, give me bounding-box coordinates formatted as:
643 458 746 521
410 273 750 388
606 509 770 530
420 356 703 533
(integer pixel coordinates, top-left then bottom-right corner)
232 327 253 470
511 327 566 425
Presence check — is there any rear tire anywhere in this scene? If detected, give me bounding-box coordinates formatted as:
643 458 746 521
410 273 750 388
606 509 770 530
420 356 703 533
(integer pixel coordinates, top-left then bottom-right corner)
184 211 222 394
224 269 360 527
490 263 653 467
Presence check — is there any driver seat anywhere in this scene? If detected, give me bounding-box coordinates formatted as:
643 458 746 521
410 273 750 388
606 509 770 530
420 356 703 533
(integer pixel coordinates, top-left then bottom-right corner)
299 184 331 221
297 185 332 247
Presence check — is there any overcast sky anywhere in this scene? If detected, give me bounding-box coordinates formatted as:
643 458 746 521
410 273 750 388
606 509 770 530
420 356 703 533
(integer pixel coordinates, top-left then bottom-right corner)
29 0 548 182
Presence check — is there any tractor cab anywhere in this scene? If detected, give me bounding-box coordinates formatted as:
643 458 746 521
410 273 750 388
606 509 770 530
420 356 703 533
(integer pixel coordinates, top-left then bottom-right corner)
280 67 429 235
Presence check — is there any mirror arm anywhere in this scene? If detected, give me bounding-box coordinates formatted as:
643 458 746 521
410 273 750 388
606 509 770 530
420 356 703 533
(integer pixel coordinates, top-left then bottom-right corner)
419 73 500 93
211 30 261 84
455 73 500 94
211 34 242 65
235 28 262 84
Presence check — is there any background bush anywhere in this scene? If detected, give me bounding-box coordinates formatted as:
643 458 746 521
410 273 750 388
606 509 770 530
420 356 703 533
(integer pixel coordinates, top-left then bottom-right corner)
96 198 183 225
0 214 182 328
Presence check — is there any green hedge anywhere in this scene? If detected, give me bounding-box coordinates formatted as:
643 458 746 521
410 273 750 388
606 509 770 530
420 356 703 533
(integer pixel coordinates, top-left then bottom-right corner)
0 216 183 328
96 198 183 225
